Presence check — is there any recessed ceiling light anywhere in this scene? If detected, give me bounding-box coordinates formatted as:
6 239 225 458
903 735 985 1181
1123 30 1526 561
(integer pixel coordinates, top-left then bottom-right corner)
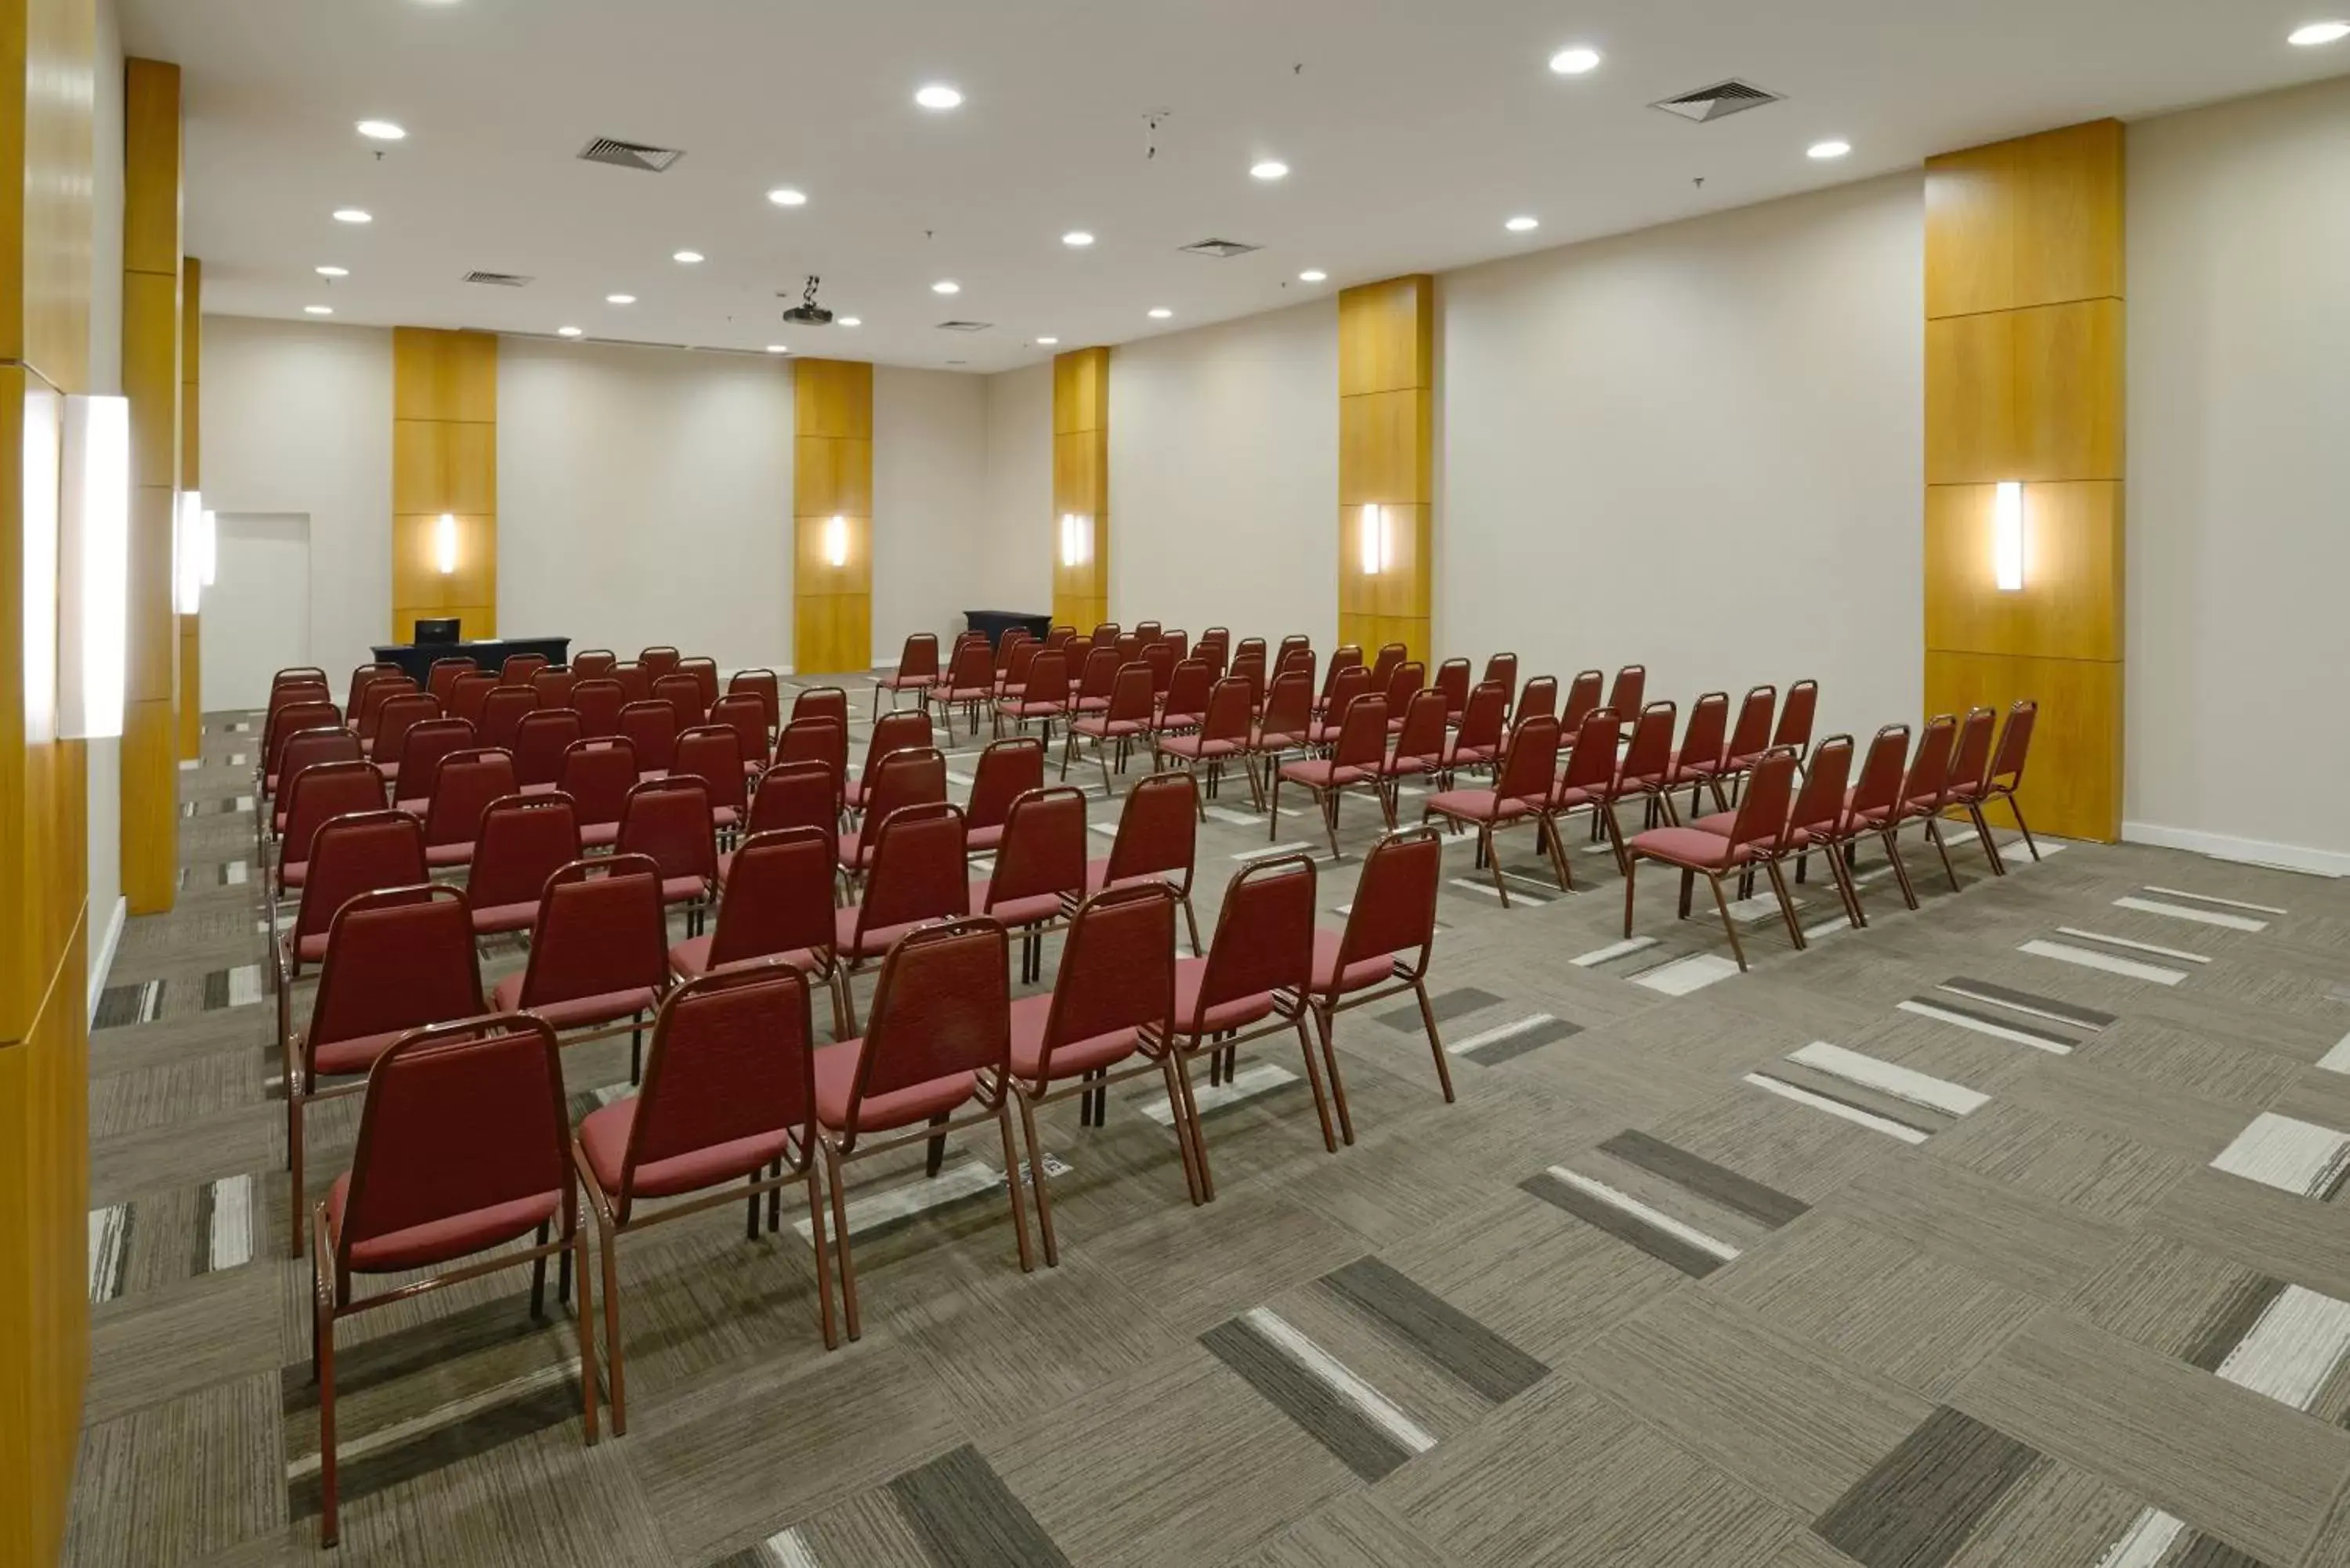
766 186 808 207
305 305 334 315
1148 307 1173 319
1036 336 1059 345
1505 215 1540 233
765 344 789 354
915 83 964 110
356 119 406 141
932 280 960 294
839 316 862 327
1250 160 1289 181
315 265 349 277
2290 20 2350 43
1807 139 1853 160
1298 269 1327 283
557 326 583 337
672 249 704 264
1062 231 1094 247
606 293 636 305
1549 46 1602 74
332 208 371 224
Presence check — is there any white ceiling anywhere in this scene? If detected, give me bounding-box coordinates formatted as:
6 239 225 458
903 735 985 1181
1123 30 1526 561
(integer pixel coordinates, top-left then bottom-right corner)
125 0 2348 374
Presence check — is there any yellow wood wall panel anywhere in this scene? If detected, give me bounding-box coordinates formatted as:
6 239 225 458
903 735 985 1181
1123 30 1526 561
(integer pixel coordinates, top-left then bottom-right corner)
794 436 873 520
793 593 870 676
119 696 177 910
794 357 873 440
123 432 175 706
1924 482 2122 663
1923 311 2015 486
391 327 496 422
791 512 870 594
390 328 497 640
2014 298 2123 481
1050 347 1111 626
119 267 176 488
1338 390 1430 506
1337 276 1434 397
1926 119 2123 320
120 56 178 276
1052 347 1107 436
392 418 497 515
1925 650 2120 843
20 0 91 392
1337 278 1433 663
175 615 199 756
791 359 873 673
1050 427 1104 515
390 511 496 617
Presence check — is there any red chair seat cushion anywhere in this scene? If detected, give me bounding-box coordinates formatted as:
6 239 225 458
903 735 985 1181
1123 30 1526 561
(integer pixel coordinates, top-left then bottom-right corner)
280 860 309 890
657 874 707 905
999 699 1065 719
425 841 475 869
667 936 824 983
1249 726 1307 750
1311 930 1398 998
971 880 1068 930
1007 992 1139 1082
1629 826 1753 871
1442 741 1499 769
1158 735 1244 761
282 930 330 965
490 971 659 1030
1083 860 1182 897
1072 717 1148 740
581 822 620 850
1279 758 1372 789
967 824 1005 854
1171 956 1278 1036
1424 788 1532 825
880 673 937 692
309 1027 411 1079
813 1040 978 1133
328 1172 559 1274
1373 753 1439 779
577 1097 795 1201
834 905 945 959
471 900 539 936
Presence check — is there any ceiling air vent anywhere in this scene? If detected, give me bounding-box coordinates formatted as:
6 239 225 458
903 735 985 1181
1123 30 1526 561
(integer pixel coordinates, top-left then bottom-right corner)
936 320 993 333
461 270 533 287
1180 237 1261 258
1650 79 1783 123
577 136 685 172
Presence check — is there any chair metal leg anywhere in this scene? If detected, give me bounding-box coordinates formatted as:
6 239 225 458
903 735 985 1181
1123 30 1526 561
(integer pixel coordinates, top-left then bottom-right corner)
573 1228 599 1445
1484 825 1511 908
1705 873 1751 971
1966 800 2008 876
1160 1056 1206 1206
2001 793 2042 861
823 1140 860 1339
1171 1051 1216 1201
1622 854 1640 936
995 1104 1036 1274
531 1219 551 1317
598 1209 625 1433
805 1162 839 1349
1289 1016 1340 1154
1266 772 1283 840
1312 1007 1358 1144
1763 859 1806 950
287 1093 306 1260
1178 892 1204 958
1880 829 1920 909
924 1112 949 1177
1925 817 1961 891
316 1249 340 1546
1014 1089 1059 1267
1412 978 1455 1104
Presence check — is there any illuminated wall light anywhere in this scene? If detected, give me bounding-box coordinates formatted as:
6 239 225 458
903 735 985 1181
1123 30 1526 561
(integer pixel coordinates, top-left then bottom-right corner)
435 511 458 575
1058 512 1092 568
59 393 131 739
198 509 217 587
175 489 204 612
1358 504 1389 576
824 514 848 567
1993 481 2026 591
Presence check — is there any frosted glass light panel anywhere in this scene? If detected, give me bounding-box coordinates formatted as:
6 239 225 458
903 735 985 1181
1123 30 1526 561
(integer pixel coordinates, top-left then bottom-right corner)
1993 482 2026 592
59 393 131 739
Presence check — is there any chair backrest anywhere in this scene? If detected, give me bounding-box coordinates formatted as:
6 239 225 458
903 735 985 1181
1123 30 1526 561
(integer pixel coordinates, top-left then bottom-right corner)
1277 645 1316 685
1722 747 1802 853
1725 685 1777 765
1072 646 1121 703
273 724 361 797
965 736 1045 833
1198 678 1255 746
640 645 682 679
1106 771 1198 890
1101 663 1155 725
1194 636 1228 679
1140 642 1174 695
1319 665 1370 724
745 760 841 847
986 786 1089 909
777 716 848 785
1558 707 1624 793
707 827 839 968
1186 857 1315 1029
1989 699 2036 790
334 1014 572 1271
1617 701 1678 789
1001 640 1039 688
1495 714 1563 803
481 687 537 751
1111 634 1141 664
1432 659 1471 717
393 717 475 795
268 699 343 773
860 747 948 831
619 699 678 772
1772 679 1818 750
653 672 707 729
307 884 486 1060
943 639 997 697
1046 625 1076 649
271 670 331 701
1678 692 1730 775
618 778 717 883
1278 634 1313 663
856 803 971 936
571 678 625 738
1516 675 1557 725
426 657 475 705
277 761 387 880
792 685 848 727
1606 665 1647 720
446 670 498 727
611 661 652 704
468 793 583 911
708 694 770 770
1025 884 1177 1088
728 668 782 733
1091 622 1123 645
572 649 617 680
617 969 815 1213
1339 828 1442 975
294 810 430 950
892 632 942 682
499 652 548 687
1133 620 1163 640
354 675 418 743
420 748 519 848
530 667 577 711
1560 670 1605 729
841 919 1009 1125
519 855 671 1007
672 725 748 815
1950 706 1998 797
679 656 720 713
345 663 401 719
859 709 933 786
1258 670 1314 743
1229 655 1267 714
1456 681 1507 753
1480 652 1518 696
512 710 583 787
1331 695 1390 769
558 739 638 830
1321 643 1360 680
1902 714 1961 808
1367 643 1407 691
1390 688 1448 762
1160 659 1213 723
1789 735 1856 841
1847 724 1913 822
1235 636 1267 665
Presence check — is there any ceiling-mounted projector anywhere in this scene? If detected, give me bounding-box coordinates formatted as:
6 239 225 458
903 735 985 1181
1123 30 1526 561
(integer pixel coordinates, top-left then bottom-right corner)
781 275 833 326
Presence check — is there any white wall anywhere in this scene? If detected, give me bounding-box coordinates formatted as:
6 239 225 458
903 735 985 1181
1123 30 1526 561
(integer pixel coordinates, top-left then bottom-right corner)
497 340 791 670
873 366 988 659
201 316 393 678
977 362 1051 615
2128 76 2350 871
1441 174 1925 742
85 0 123 999
1108 299 1340 649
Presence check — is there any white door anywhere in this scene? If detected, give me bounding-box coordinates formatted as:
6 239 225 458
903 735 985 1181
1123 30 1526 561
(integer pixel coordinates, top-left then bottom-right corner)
202 512 312 712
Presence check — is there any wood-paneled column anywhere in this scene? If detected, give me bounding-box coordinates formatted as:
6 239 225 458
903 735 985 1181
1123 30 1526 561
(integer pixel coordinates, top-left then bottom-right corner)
120 55 180 913
391 327 497 639
1051 346 1109 630
1924 119 2124 842
792 358 871 674
1337 275 1433 660
176 255 200 757
1 1 99 1559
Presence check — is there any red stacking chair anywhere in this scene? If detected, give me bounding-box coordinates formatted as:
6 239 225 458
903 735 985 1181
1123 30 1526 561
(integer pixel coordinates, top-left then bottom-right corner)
309 1013 595 1546
707 693 771 779
1515 674 1557 729
680 657 720 716
415 747 519 871
481 685 537 752
1166 857 1340 1199
1441 681 1508 782
728 668 783 737
559 738 638 850
875 632 942 721
1541 706 1623 883
995 650 1069 744
1773 678 1820 752
1308 666 1371 747
1372 688 1452 828
1431 659 1472 725
500 652 549 686
530 666 577 711
467 793 583 937
1382 660 1430 732
262 726 362 853
1605 664 1647 722
262 699 342 798
1560 669 1605 730
1092 622 1124 645
1878 713 1962 897
846 709 932 815
1155 677 1260 815
776 715 849 795
513 709 582 791
640 645 682 680
364 691 437 766
1153 659 1213 735
1596 701 1681 866
973 786 1088 981
1066 645 1121 718
1133 620 1162 641
1195 634 1229 679
269 760 387 927
1312 827 1450 1116
284 883 486 1258
931 638 1000 737
1006 883 1183 1263
572 677 625 739
274 810 427 1014
671 725 748 834
653 671 707 730
1624 746 1804 971
728 761 840 889
1366 643 1407 693
1975 699 2041 863
1941 705 2006 876
1089 771 1204 954
1227 654 1267 717
573 649 618 680
833 803 970 1022
426 656 475 706
1710 685 1780 806
1271 694 1388 858
619 699 678 775
1278 644 1318 688
344 663 400 724
838 748 949 881
611 662 652 704
494 854 673 1075
1139 642 1175 700
388 717 477 809
1480 652 1518 702
1423 713 1567 905
963 735 1044 855
1276 632 1311 665
617 778 718 930
993 634 1036 695
573 968 837 1433
1233 635 1267 667
815 919 1032 1339
1715 734 1863 930
1061 662 1154 789
792 685 848 727
352 675 418 751
1662 692 1731 818
671 826 851 1035
1833 724 1920 916
1246 669 1314 779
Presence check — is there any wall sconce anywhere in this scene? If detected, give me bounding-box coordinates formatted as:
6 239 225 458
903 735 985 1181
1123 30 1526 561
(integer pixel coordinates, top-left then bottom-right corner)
59 393 131 740
434 511 458 575
1992 482 2026 591
1358 503 1390 576
1058 512 1091 569
175 489 204 614
823 514 848 568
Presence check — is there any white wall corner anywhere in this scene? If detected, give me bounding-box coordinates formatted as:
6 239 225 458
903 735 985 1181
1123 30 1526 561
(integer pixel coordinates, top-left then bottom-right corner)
2121 821 2349 880
87 894 128 1023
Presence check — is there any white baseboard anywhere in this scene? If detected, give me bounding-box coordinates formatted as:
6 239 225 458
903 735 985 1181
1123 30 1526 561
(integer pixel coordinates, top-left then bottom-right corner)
87 895 128 1023
2121 820 2349 879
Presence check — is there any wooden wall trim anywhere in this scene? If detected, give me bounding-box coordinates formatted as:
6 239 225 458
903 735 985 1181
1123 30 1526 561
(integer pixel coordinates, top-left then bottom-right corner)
389 327 497 641
1050 345 1109 632
120 55 179 915
791 358 871 674
1336 275 1434 660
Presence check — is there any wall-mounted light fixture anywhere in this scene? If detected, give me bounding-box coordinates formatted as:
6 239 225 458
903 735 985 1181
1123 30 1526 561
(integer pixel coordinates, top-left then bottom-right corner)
1058 512 1091 569
435 511 458 575
175 489 204 613
58 393 131 740
1993 481 2026 592
823 514 848 568
1358 504 1390 576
